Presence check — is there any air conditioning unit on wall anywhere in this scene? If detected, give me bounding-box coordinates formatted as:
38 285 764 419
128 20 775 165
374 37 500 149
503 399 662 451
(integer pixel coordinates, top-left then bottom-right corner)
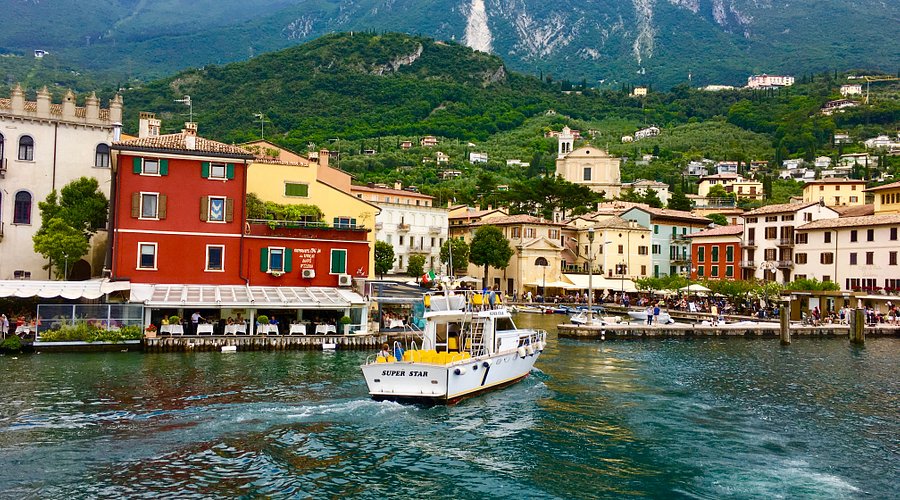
338 274 352 287
302 269 315 279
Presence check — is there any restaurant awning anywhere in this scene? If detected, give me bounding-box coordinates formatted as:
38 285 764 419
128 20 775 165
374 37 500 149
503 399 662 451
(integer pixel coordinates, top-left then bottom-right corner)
130 284 367 309
563 274 638 293
0 279 132 299
524 280 579 290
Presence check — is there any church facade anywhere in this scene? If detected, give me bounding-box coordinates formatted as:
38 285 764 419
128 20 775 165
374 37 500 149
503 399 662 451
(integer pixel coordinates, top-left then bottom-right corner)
554 126 622 198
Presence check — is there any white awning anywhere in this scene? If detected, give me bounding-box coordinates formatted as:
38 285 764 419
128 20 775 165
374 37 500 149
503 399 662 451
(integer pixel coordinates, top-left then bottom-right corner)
524 280 579 290
130 284 366 309
563 274 638 293
0 279 131 299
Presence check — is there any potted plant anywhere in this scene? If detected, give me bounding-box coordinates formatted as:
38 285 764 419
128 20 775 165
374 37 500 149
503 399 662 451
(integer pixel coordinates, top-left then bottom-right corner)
169 315 181 325
339 315 352 334
256 315 269 334
145 324 157 338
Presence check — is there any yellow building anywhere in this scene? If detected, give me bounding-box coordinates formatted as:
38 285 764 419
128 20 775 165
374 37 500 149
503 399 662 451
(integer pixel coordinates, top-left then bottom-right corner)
697 174 764 200
802 178 868 206
566 216 651 279
554 127 622 198
867 180 900 214
244 143 380 277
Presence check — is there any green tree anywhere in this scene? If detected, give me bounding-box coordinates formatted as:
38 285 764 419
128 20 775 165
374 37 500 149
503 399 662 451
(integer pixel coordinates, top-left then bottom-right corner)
32 218 90 279
38 177 108 237
706 213 728 226
469 225 513 288
642 188 663 208
374 240 395 279
407 254 426 280
706 184 735 201
440 238 470 276
668 185 693 211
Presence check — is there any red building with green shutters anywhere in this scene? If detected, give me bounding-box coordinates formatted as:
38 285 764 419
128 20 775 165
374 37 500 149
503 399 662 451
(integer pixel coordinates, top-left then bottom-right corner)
110 122 370 287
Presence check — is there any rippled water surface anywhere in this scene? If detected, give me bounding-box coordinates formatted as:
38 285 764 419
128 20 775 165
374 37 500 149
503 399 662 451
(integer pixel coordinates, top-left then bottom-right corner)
0 315 897 498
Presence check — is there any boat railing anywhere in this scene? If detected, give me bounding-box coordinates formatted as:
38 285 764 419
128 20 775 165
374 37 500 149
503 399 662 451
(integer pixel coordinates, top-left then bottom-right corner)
424 289 507 312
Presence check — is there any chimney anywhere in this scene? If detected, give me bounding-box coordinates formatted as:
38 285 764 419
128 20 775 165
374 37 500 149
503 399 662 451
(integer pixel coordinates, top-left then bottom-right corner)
36 86 51 116
183 122 197 150
318 149 329 168
112 122 122 142
10 84 25 113
85 92 100 121
61 89 76 120
394 181 403 191
138 112 161 138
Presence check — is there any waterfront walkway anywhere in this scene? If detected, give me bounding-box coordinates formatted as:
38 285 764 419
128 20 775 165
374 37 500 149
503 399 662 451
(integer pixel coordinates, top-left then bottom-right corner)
558 322 900 339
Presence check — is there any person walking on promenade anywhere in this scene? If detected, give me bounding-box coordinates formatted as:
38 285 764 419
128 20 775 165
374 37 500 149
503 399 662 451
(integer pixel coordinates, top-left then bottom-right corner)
0 314 8 339
653 303 661 326
710 303 719 326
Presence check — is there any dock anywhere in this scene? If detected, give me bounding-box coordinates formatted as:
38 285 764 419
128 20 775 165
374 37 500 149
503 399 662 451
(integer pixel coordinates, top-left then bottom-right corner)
142 334 387 353
557 323 900 339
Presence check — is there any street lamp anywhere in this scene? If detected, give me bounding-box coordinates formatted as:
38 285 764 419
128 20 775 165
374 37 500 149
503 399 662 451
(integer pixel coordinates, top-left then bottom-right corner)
535 257 549 302
587 228 595 325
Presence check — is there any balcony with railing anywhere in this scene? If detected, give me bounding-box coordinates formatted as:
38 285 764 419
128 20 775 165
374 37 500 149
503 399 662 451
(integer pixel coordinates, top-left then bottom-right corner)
740 260 756 268
429 226 442 235
398 223 410 231
777 260 794 269
670 234 690 243
246 219 369 241
744 239 756 248
671 254 691 264
0 158 7 178
777 237 795 247
374 222 383 230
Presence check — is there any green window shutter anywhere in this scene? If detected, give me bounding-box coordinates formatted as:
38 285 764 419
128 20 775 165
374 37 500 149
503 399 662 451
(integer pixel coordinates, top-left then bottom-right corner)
331 250 346 274
132 157 142 174
260 248 269 272
284 249 293 272
201 162 210 178
226 163 235 179
159 159 169 176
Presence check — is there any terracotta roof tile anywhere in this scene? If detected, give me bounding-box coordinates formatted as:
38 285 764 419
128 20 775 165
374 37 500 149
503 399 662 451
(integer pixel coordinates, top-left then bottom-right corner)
114 133 254 158
798 214 900 230
350 184 434 199
591 216 649 230
686 224 743 238
866 180 900 192
804 177 866 185
471 214 564 226
832 204 875 217
744 201 818 216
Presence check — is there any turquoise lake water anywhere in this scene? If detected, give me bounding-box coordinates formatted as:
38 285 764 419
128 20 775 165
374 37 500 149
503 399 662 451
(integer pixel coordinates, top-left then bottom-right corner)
0 314 897 498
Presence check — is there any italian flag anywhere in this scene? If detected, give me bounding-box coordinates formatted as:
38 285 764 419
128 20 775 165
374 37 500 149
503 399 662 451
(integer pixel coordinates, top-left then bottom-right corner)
421 270 436 284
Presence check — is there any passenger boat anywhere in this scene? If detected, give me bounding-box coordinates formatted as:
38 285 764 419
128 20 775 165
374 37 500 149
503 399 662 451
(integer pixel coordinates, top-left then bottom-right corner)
361 288 547 404
626 309 675 324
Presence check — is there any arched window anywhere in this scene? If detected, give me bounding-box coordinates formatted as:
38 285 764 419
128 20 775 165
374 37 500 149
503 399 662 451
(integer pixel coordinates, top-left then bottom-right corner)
95 143 110 168
18 135 34 161
13 191 32 224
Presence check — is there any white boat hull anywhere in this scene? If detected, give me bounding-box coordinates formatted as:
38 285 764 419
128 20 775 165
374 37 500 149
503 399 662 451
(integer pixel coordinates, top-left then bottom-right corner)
626 310 675 324
362 349 542 404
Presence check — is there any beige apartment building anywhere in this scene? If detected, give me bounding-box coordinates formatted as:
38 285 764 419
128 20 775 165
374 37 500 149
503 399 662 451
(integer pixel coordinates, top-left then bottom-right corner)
802 178 867 206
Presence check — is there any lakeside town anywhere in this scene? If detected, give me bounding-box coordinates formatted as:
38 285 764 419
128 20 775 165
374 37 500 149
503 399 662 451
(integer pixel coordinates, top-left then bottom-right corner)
0 68 899 349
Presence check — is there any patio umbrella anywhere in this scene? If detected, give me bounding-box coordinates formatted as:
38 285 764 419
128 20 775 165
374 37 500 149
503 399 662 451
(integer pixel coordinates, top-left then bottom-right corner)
679 284 711 293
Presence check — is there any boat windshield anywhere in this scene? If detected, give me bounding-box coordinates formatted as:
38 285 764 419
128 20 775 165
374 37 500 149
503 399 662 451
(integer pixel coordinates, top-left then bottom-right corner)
495 316 516 332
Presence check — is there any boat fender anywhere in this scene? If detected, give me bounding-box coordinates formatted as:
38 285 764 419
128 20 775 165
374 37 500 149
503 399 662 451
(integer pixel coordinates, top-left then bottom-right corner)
454 367 467 375
526 345 535 356
482 360 492 368
537 341 545 352
517 346 527 358
472 363 478 370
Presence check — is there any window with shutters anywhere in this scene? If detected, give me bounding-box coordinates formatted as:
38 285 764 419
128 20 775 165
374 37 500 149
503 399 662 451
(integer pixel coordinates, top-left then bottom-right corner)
867 229 874 242
206 245 224 272
207 197 226 222
330 249 348 274
140 193 159 219
850 253 857 265
725 245 734 262
284 182 309 197
210 162 227 179
697 247 705 262
270 248 284 272
138 243 157 270
821 252 834 265
711 246 719 262
725 265 733 277
135 157 167 176
711 265 719 277
132 192 166 220
866 252 874 265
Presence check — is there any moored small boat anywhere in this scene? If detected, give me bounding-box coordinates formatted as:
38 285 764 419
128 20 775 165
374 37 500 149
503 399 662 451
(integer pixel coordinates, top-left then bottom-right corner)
626 309 675 324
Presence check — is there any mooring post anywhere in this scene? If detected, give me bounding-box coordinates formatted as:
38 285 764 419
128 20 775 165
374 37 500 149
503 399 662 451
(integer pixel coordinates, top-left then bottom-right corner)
850 308 865 344
779 299 791 345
